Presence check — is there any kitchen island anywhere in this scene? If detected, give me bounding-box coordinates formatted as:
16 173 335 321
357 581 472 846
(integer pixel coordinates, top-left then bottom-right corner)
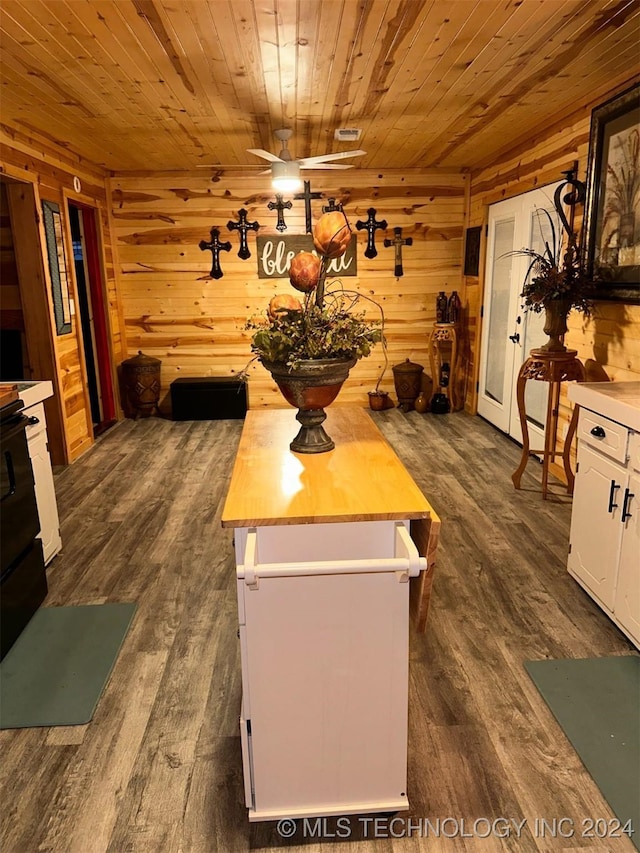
221 406 440 822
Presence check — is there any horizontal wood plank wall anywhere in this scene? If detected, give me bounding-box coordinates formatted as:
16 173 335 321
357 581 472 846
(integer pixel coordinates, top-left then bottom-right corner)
0 129 121 462
110 170 466 412
465 77 640 435
0 182 24 335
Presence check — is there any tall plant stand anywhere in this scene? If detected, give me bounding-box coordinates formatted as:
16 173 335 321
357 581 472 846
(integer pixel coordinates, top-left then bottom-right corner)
428 323 459 410
512 348 585 499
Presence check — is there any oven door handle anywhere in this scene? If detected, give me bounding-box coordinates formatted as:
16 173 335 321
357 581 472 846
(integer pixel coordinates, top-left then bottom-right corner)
1 450 17 501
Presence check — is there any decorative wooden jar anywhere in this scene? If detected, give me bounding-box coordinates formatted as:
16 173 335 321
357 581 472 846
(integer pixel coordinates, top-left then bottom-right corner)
392 359 424 412
121 351 161 418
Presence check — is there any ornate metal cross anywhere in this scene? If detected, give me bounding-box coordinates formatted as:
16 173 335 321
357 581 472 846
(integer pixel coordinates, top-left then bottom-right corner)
323 197 343 213
356 208 387 259
384 227 413 277
294 181 322 233
267 194 292 232
199 228 232 280
227 208 260 259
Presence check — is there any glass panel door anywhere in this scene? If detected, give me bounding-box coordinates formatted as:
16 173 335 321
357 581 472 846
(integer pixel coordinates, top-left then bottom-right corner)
508 205 558 439
477 201 520 433
478 184 561 447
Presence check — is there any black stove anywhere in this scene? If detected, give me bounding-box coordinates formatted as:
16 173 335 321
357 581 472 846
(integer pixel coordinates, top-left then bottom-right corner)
0 397 48 660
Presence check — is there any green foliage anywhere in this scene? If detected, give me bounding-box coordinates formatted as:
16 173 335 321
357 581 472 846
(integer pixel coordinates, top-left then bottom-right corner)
248 291 383 369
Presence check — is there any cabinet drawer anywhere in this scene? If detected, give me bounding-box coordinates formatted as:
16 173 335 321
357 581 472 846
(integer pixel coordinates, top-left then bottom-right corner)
577 409 629 464
629 431 640 473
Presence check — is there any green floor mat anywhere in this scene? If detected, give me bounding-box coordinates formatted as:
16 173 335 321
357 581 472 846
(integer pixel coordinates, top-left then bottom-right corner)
525 655 640 849
0 603 137 729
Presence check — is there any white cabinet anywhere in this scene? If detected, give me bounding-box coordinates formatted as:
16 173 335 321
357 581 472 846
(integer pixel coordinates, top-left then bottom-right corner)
234 521 423 822
15 381 61 565
568 383 640 649
24 401 62 565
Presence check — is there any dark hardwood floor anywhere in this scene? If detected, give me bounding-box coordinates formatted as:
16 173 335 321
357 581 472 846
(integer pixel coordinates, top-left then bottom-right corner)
0 409 636 853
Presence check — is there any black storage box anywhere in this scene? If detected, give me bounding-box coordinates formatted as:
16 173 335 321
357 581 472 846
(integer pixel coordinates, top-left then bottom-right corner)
170 377 247 420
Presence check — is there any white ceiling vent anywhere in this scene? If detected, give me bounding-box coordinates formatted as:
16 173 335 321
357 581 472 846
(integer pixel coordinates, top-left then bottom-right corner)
334 128 362 142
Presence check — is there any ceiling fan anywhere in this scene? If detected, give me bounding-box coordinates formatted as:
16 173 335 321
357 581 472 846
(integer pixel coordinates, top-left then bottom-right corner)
248 129 366 191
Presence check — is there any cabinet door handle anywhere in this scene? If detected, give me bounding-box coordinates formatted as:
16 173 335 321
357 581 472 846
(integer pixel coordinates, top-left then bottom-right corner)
508 332 520 344
621 489 634 522
27 415 40 425
608 480 620 513
590 425 606 438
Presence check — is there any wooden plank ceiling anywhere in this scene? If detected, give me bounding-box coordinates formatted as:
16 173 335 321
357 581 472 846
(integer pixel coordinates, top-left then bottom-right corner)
0 0 638 174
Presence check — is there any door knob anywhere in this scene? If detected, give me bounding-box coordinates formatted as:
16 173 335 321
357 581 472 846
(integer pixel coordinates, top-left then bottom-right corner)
590 425 606 438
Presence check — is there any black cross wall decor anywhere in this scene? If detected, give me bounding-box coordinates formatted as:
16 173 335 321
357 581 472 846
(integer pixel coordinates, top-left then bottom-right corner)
268 194 292 232
356 208 387 259
199 228 232 280
227 208 260 259
294 181 322 233
384 227 413 277
323 197 343 213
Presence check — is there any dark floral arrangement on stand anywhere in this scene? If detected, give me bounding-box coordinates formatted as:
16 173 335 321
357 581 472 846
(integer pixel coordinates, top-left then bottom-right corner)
507 170 596 353
247 210 385 369
516 207 595 317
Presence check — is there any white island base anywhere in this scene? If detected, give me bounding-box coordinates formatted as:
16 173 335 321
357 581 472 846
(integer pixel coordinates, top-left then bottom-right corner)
222 407 440 822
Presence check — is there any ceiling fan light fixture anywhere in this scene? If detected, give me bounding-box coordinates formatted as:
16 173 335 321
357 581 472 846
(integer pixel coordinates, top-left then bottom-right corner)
271 160 302 192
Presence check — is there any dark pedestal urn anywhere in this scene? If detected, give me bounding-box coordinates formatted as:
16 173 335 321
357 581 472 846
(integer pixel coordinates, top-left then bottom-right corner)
262 357 356 453
541 299 571 353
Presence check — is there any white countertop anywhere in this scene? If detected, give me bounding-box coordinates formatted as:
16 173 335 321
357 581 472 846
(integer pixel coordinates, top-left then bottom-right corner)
15 380 54 410
568 381 640 432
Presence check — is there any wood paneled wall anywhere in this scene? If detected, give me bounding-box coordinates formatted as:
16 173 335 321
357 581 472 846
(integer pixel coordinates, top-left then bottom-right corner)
109 170 466 412
464 77 640 426
0 182 25 341
0 128 122 463
4 74 639 467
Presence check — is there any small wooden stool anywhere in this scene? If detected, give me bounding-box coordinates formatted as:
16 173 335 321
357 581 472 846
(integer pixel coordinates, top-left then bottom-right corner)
512 348 585 499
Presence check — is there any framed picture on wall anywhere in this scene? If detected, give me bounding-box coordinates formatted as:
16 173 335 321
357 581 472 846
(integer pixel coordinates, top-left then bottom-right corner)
463 226 482 277
42 200 73 334
583 82 640 303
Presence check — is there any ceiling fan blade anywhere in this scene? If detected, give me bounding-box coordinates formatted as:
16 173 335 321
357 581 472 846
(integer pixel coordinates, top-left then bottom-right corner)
298 150 366 166
300 163 354 170
247 148 284 163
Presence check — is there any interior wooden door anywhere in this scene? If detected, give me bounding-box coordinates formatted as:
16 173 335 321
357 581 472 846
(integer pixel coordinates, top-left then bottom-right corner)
478 184 561 445
68 202 116 434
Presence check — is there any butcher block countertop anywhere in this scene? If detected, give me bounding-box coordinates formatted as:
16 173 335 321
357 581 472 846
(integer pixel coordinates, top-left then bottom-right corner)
0 384 19 411
221 406 435 528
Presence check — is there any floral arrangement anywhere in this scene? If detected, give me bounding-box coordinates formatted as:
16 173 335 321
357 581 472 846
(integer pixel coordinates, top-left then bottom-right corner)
247 210 385 370
513 208 595 316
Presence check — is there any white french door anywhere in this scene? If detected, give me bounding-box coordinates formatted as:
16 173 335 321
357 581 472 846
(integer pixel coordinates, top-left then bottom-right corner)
478 184 561 445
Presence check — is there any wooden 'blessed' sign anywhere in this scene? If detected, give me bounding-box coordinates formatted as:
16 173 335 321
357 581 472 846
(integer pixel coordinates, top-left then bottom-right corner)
256 235 357 279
